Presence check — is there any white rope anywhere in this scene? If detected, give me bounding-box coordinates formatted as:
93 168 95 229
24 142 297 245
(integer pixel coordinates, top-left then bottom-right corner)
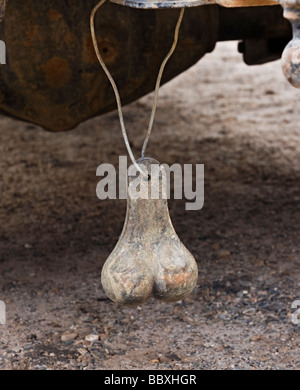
90 0 184 174
141 8 185 158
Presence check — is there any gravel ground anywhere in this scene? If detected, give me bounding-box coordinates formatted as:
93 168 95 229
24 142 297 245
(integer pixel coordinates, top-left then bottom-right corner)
0 41 299 370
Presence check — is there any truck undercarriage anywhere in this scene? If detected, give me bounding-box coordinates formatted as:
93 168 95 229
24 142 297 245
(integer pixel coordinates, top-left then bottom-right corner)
0 0 297 130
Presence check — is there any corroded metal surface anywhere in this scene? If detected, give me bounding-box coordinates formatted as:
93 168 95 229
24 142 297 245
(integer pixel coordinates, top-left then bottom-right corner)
110 0 278 9
110 0 215 8
217 0 278 6
281 1 300 87
0 0 217 131
101 158 198 305
0 1 292 130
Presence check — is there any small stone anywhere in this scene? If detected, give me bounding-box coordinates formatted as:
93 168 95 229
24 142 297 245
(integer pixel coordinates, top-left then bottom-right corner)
213 345 225 352
220 312 231 321
85 334 99 342
217 250 231 259
262 355 271 361
77 348 88 356
27 334 37 341
159 356 169 363
61 332 78 342
242 308 256 316
151 359 159 364
237 290 248 298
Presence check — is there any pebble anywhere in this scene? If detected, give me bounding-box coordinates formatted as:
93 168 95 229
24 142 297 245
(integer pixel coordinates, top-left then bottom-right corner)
242 308 256 316
217 250 231 259
250 335 261 342
85 334 99 342
203 342 214 349
77 348 88 356
61 332 78 342
220 312 231 321
159 356 169 363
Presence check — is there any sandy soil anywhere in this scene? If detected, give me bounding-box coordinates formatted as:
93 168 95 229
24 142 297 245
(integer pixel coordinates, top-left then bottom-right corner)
0 41 299 370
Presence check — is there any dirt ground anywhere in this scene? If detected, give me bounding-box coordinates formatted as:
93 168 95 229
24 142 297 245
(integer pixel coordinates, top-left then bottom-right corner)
0 41 299 370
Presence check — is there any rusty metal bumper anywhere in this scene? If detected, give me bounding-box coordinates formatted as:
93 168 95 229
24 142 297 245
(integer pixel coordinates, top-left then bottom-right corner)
110 0 279 8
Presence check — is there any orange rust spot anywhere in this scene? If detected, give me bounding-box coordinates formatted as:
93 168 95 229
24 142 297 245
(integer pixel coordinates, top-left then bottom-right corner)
23 25 39 48
84 38 99 64
41 57 71 89
64 31 75 45
48 9 62 22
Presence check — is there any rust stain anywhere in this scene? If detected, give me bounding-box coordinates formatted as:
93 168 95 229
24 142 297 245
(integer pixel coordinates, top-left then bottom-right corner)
48 8 62 22
217 0 277 6
64 31 75 46
23 25 39 48
85 36 119 65
41 57 71 89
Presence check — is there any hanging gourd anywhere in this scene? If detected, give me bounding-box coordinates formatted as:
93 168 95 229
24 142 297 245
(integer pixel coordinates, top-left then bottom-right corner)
91 0 198 305
101 157 198 305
